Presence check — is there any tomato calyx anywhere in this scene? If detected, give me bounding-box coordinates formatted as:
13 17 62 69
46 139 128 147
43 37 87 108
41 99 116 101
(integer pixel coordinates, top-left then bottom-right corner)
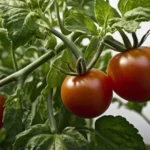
53 57 87 76
103 29 150 52
76 57 87 75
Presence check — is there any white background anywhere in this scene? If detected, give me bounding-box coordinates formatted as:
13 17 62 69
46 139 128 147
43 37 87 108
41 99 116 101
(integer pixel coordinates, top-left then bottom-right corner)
103 0 150 144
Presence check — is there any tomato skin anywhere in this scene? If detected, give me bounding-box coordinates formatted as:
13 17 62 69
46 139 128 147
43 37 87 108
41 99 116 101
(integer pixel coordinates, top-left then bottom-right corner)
0 94 5 128
61 68 112 118
107 47 150 102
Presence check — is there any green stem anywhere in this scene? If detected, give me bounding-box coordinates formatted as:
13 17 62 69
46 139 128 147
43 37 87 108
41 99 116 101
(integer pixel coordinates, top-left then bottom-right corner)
140 113 150 126
47 89 57 133
11 46 18 71
54 0 70 35
47 28 82 60
53 64 78 76
132 32 138 48
118 29 132 49
0 50 55 87
104 37 126 52
138 30 150 46
87 41 104 72
76 57 87 75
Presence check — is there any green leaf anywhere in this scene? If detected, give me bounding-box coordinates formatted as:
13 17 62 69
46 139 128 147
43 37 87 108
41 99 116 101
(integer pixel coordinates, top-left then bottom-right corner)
25 95 47 127
64 12 98 35
118 0 150 15
124 7 150 22
0 1 39 49
56 106 86 134
39 0 54 12
0 128 6 143
0 28 12 51
66 0 95 21
66 0 80 6
109 7 150 32
45 35 57 50
27 0 39 10
3 94 24 145
125 102 147 113
13 123 50 150
146 145 150 150
111 19 140 33
84 36 99 62
13 126 90 150
94 0 120 27
94 116 146 150
46 67 65 89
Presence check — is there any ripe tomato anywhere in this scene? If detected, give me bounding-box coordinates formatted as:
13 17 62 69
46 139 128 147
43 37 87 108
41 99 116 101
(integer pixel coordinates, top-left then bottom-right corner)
61 68 112 118
0 94 5 128
107 47 150 102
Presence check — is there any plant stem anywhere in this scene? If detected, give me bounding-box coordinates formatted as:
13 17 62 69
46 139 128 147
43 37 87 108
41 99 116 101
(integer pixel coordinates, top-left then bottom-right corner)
132 32 138 48
11 46 18 71
47 89 57 133
140 113 150 126
54 0 70 35
117 28 132 49
0 50 55 87
47 28 82 60
86 41 104 72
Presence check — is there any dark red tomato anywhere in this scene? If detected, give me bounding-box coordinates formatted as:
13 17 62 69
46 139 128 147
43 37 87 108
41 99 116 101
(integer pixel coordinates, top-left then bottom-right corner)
61 68 112 118
0 94 5 128
107 47 150 102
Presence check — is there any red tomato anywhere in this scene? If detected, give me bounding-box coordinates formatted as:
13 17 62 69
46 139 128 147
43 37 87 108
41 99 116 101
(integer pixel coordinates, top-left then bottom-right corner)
107 47 150 102
0 94 5 128
61 68 112 118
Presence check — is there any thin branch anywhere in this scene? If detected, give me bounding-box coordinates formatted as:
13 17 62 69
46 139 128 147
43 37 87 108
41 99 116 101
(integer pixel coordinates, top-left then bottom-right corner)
11 46 18 71
0 50 55 87
47 28 82 60
140 113 150 126
86 41 104 72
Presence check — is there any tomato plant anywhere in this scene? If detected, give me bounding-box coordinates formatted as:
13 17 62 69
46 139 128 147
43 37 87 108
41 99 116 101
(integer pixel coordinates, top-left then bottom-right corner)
0 94 5 128
61 68 112 118
0 0 150 149
107 46 150 102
